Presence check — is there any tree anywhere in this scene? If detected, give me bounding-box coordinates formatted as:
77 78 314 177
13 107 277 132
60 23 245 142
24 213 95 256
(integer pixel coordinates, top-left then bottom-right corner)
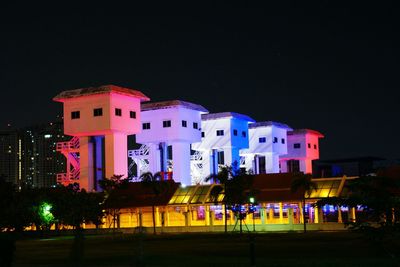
206 163 255 234
140 172 171 234
291 173 318 233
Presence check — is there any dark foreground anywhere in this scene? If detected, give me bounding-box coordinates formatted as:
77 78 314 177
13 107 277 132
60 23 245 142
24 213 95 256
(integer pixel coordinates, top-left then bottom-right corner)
7 231 400 266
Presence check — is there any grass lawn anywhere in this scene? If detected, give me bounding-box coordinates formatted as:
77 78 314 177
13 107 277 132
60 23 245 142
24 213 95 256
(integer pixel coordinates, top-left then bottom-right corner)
11 231 400 266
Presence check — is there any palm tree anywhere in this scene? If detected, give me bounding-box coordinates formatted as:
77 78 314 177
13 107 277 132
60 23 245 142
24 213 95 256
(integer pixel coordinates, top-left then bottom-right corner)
140 172 169 235
291 173 318 233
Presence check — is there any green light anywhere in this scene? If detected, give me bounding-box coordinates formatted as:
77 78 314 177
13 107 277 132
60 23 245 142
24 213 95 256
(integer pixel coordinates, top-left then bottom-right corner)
249 197 255 204
39 202 54 225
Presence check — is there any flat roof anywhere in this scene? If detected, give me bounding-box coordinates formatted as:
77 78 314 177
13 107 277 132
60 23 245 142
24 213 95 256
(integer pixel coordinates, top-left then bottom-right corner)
201 112 255 122
288 129 324 138
141 100 209 112
53 84 150 102
249 121 292 130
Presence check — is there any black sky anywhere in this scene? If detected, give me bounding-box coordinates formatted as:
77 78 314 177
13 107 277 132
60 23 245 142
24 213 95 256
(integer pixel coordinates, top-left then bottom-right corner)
1 2 399 160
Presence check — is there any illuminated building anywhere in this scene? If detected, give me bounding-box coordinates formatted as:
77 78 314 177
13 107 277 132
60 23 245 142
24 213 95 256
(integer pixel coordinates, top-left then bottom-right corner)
0 128 18 184
53 85 150 191
191 112 255 183
279 129 324 174
54 85 324 190
129 100 208 185
240 121 292 174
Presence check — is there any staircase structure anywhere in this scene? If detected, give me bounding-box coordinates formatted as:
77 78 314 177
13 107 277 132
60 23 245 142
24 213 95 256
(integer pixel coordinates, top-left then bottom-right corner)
56 136 80 186
128 144 150 181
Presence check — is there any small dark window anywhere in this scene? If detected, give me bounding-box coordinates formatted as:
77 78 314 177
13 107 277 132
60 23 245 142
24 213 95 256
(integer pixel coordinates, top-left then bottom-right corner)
217 151 225 165
71 111 80 119
130 111 136 119
93 108 103 117
281 138 285 144
233 129 238 136
294 143 301 149
201 132 205 138
308 143 311 148
163 120 171 128
142 123 151 130
242 131 246 137
216 130 224 136
259 137 266 143
314 144 317 149
115 108 122 116
273 137 278 143
182 120 187 127
193 122 199 129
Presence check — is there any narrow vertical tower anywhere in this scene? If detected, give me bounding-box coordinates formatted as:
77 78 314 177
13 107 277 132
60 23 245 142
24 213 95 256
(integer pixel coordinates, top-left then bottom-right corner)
54 85 150 191
279 129 324 174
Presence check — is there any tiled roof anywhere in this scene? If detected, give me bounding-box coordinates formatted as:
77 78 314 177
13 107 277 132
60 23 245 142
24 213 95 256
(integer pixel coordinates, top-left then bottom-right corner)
141 100 208 112
288 129 324 138
249 121 292 130
201 112 255 122
53 84 150 102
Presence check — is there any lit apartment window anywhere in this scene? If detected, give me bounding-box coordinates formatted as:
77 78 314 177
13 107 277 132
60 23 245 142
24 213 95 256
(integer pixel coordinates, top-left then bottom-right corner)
273 137 278 143
314 144 317 149
193 122 199 129
115 108 122 116
308 143 311 148
233 129 238 136
281 138 285 144
201 132 205 138
93 108 103 117
71 111 80 119
216 130 224 136
259 137 266 143
142 123 151 130
182 120 187 127
294 143 301 149
163 120 171 128
242 131 246 137
130 111 136 119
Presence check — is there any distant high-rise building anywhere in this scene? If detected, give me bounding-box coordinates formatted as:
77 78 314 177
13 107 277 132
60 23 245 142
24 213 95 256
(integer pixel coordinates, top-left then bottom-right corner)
0 127 19 185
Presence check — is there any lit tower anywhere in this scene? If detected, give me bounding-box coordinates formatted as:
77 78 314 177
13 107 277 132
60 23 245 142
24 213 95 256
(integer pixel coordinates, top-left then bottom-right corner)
279 129 324 174
131 100 208 186
240 121 292 174
54 85 150 191
191 112 255 183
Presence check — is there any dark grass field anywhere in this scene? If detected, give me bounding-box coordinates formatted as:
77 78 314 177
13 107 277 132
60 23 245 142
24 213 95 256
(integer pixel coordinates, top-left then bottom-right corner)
10 231 400 267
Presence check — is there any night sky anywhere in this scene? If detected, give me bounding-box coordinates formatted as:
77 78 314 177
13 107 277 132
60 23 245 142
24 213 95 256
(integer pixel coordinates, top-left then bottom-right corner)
1 3 399 160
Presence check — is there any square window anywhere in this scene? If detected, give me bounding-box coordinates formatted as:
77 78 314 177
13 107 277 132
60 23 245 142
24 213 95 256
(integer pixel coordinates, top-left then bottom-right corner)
273 137 278 143
93 108 103 117
130 111 136 119
281 138 285 144
233 129 238 136
314 144 317 149
163 120 171 128
182 120 187 127
201 132 205 138
308 143 311 148
193 122 198 129
294 143 301 149
259 137 266 143
242 131 246 137
115 108 122 116
71 111 80 119
142 123 151 130
216 130 224 136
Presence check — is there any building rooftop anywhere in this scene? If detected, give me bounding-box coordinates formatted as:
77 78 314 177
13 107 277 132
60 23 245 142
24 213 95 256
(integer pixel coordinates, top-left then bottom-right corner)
249 121 292 130
288 129 324 138
141 100 209 112
53 84 150 102
201 112 255 122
